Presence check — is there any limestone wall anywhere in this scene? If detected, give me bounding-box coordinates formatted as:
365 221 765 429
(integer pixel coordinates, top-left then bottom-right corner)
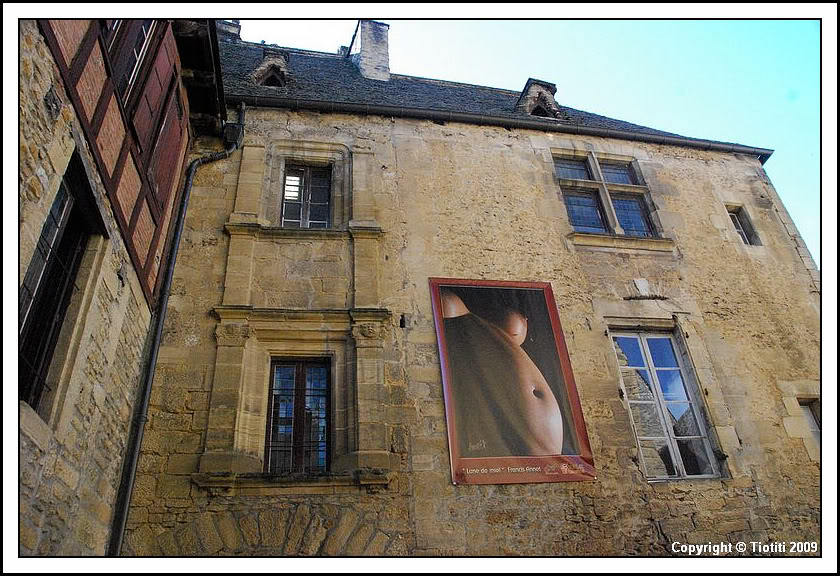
19 20 153 555
125 106 819 556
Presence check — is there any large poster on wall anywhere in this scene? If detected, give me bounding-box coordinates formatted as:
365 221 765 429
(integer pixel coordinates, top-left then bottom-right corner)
430 278 596 484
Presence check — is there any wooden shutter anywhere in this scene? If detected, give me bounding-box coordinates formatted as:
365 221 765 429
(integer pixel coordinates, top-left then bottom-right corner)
132 29 179 157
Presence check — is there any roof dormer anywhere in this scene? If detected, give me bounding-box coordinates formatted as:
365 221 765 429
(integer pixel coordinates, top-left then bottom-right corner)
253 47 290 87
515 78 564 119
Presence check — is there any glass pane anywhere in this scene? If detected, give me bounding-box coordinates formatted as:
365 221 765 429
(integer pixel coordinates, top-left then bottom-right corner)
273 365 295 391
730 213 750 244
310 184 330 204
305 366 328 473
283 202 301 221
639 439 676 477
646 337 678 368
656 370 687 401
630 403 665 437
310 167 331 185
564 192 607 234
309 203 329 224
600 163 634 184
306 366 327 389
307 221 327 229
283 220 300 228
267 365 296 475
554 159 590 180
284 169 303 201
612 196 652 237
621 368 654 401
677 438 714 476
613 336 645 368
667 403 701 436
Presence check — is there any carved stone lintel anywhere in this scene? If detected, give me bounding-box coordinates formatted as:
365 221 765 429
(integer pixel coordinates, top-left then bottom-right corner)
214 322 253 347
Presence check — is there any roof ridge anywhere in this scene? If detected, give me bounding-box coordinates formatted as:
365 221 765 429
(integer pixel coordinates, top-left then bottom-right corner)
234 38 344 59
234 38 520 95
390 73 520 95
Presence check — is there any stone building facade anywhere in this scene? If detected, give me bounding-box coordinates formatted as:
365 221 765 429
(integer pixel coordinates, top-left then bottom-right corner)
18 19 223 555
21 19 821 557
119 21 821 556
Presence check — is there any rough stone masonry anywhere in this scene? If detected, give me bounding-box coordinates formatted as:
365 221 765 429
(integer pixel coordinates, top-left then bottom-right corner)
122 103 820 556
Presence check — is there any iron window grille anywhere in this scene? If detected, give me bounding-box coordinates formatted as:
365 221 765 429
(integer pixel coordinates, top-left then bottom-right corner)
611 332 718 480
264 359 330 475
281 164 332 229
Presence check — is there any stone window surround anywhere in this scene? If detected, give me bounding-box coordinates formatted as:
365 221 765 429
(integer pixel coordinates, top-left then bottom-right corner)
596 299 734 480
197 306 393 489
261 140 352 229
778 379 820 462
725 203 762 247
552 148 674 254
19 139 124 444
19 225 105 451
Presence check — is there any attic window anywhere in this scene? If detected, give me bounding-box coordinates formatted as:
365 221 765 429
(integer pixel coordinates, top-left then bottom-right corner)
515 78 562 119
258 65 287 87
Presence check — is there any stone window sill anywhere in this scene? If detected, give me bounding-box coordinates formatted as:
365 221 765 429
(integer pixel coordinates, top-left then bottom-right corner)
567 232 676 254
224 222 384 240
20 400 53 451
191 469 391 496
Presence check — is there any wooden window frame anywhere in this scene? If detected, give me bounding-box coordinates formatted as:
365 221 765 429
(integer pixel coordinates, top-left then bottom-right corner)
611 331 719 481
281 164 332 229
19 171 96 413
264 358 331 476
106 19 156 107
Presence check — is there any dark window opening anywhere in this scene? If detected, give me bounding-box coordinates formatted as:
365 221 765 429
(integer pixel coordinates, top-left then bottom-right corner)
259 68 286 87
109 19 156 104
282 164 332 229
563 190 608 234
265 359 330 475
728 207 760 246
19 180 92 412
531 105 551 117
798 398 821 444
612 194 655 238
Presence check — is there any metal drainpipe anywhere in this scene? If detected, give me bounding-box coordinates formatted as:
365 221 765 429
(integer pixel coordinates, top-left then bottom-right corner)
107 102 246 556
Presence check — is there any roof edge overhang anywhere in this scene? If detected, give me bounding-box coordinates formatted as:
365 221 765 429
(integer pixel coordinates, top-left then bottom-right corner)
225 93 774 164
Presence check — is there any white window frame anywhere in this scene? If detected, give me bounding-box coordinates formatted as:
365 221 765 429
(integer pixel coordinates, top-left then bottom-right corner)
611 331 719 481
726 205 761 246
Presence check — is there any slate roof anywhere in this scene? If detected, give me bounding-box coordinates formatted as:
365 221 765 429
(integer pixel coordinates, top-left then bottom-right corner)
219 38 771 158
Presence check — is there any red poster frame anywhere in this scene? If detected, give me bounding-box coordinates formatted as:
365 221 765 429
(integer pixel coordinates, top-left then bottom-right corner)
429 277 596 484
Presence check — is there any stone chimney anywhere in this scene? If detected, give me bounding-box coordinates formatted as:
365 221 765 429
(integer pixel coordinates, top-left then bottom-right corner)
216 19 241 42
351 20 390 81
